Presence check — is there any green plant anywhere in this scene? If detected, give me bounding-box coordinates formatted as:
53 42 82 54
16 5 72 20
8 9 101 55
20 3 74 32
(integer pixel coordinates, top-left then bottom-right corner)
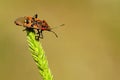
26 29 53 80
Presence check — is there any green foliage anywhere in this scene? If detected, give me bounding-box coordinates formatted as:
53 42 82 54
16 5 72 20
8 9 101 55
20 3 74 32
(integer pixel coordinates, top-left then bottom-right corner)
26 30 53 80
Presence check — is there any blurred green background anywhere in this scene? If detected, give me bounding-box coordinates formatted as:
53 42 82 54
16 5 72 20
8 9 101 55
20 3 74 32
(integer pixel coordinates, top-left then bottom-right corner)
0 0 120 80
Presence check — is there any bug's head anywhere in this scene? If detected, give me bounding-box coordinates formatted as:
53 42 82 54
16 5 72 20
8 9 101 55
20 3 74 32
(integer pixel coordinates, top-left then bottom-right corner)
40 20 51 31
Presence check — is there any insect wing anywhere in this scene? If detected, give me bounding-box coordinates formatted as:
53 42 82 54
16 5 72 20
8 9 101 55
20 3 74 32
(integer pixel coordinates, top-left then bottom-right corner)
14 17 26 26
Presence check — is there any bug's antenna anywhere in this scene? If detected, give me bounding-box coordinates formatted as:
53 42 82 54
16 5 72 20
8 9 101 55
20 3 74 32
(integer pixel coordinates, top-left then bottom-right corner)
49 24 64 38
33 14 38 18
51 24 65 30
49 30 58 38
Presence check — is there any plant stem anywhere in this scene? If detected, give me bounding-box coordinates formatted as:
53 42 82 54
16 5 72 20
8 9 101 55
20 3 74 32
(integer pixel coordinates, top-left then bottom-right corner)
26 29 53 80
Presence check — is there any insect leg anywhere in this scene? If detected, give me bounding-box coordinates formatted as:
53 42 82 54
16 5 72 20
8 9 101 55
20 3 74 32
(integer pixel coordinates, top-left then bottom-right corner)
35 29 40 40
39 30 43 39
35 29 43 40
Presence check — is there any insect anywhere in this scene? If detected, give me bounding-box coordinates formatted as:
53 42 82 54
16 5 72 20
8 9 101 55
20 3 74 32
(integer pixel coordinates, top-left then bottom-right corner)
14 14 64 40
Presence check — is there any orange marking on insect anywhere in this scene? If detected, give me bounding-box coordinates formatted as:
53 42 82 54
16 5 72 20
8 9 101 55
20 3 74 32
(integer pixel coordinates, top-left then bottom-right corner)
14 14 63 40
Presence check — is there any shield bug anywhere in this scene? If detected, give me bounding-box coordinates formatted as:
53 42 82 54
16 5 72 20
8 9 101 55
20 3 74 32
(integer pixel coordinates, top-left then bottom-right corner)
14 14 64 40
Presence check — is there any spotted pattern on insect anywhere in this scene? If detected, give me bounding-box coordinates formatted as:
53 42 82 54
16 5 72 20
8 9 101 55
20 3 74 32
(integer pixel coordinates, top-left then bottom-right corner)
14 14 58 40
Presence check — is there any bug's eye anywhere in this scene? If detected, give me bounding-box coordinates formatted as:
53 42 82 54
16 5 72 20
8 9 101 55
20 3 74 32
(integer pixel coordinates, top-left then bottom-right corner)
24 19 29 24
